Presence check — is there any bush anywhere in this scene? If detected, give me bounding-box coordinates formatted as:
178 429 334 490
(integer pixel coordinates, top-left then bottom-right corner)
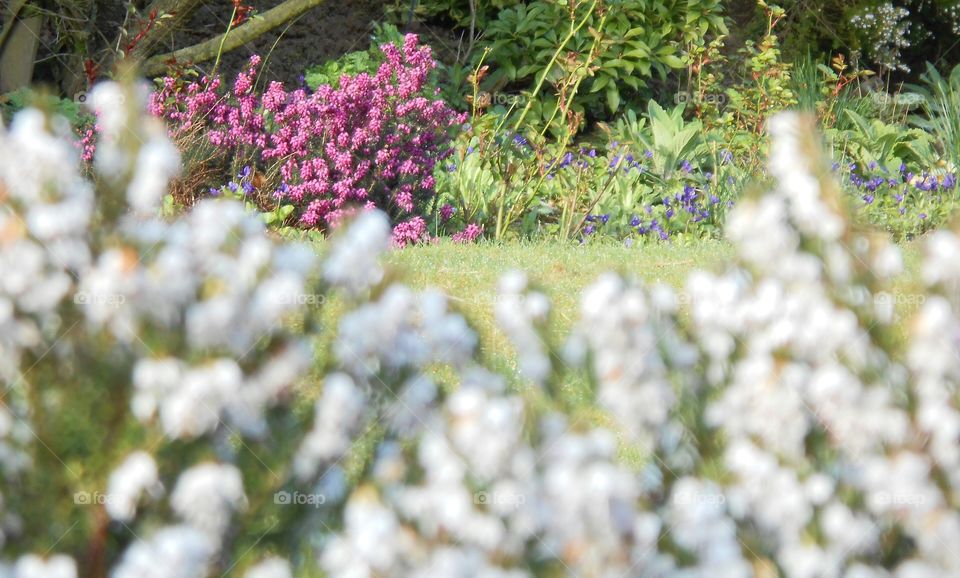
9 81 960 577
149 34 465 243
473 0 725 131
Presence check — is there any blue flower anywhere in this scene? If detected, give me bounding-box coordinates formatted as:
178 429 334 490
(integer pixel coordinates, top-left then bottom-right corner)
630 215 641 227
208 187 221 197
228 181 239 192
242 181 255 195
644 150 654 159
680 160 693 173
584 225 596 235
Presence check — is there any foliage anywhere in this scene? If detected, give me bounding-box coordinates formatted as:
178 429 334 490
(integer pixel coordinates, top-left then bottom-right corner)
476 0 725 130
384 0 523 28
0 86 87 126
302 23 406 91
909 62 960 172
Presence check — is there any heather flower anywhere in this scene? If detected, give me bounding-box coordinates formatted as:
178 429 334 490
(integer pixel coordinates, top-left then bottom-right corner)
390 217 429 247
149 35 464 232
439 203 455 222
451 223 482 243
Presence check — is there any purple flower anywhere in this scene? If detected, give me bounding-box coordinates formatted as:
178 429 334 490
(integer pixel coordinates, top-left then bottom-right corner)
680 160 693 173
439 203 455 222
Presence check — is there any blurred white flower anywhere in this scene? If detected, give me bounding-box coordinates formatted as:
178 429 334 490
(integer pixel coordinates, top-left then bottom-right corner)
106 451 162 522
112 525 213 578
171 463 247 542
323 211 390 295
243 558 292 578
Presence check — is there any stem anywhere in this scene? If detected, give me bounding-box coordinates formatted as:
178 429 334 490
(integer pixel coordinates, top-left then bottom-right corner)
212 6 238 75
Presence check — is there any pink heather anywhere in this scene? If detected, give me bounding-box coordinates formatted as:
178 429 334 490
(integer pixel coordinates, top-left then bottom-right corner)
390 216 429 247
149 36 465 230
451 223 483 243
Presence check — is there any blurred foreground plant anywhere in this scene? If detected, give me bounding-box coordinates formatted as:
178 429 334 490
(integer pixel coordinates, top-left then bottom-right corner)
5 74 960 578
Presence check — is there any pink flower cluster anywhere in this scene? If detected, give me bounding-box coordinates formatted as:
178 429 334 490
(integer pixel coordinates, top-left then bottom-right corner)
149 35 465 244
452 223 482 243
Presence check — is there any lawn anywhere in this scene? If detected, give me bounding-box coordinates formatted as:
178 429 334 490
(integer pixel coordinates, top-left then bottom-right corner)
379 238 926 359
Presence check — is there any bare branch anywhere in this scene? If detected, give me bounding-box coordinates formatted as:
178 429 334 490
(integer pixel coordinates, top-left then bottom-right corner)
139 0 327 77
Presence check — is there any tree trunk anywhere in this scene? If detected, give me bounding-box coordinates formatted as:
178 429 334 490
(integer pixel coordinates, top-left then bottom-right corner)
0 0 41 93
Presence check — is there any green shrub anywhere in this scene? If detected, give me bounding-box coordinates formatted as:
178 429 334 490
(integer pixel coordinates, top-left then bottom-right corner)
475 0 725 131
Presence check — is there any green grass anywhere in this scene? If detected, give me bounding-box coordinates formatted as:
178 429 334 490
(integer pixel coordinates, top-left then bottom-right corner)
383 238 736 361
381 237 925 356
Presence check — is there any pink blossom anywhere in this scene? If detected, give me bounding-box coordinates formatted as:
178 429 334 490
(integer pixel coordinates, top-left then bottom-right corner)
451 223 482 243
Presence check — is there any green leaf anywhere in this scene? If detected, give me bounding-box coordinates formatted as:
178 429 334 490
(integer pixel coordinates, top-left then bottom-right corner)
606 86 621 112
660 54 685 68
